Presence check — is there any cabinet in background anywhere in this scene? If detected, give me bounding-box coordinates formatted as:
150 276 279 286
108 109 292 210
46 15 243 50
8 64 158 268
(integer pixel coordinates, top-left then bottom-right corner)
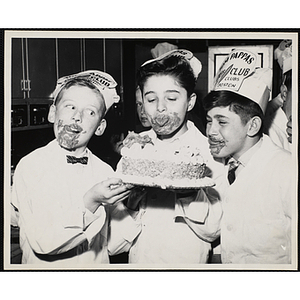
56 38 82 78
12 38 57 100
12 38 57 131
11 38 124 132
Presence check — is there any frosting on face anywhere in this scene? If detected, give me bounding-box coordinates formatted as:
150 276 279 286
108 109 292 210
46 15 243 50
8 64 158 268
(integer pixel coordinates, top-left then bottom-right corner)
207 136 226 155
57 120 85 150
150 112 181 135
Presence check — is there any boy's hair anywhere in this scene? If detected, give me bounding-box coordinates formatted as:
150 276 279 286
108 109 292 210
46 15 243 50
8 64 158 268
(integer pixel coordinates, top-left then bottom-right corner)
202 90 264 136
282 69 292 91
136 56 196 97
54 78 105 110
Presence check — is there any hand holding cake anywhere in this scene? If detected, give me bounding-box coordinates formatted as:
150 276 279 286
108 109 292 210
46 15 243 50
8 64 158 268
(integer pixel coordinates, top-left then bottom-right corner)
84 178 133 213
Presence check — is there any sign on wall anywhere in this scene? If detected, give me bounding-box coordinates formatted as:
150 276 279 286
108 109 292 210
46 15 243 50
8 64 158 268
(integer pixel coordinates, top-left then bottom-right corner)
208 45 274 93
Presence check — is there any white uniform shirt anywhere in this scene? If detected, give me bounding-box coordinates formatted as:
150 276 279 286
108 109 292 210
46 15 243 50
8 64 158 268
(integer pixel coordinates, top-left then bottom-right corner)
11 139 115 266
109 121 224 264
267 107 291 152
219 135 292 264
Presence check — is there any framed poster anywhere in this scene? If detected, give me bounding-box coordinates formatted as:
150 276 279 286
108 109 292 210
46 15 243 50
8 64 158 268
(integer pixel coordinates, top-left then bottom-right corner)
208 45 274 92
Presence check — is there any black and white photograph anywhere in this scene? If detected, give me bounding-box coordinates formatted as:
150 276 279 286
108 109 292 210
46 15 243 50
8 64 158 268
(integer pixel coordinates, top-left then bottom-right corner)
3 29 298 271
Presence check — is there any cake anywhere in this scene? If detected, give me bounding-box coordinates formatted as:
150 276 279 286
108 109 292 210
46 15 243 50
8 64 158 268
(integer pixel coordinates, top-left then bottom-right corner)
119 131 214 189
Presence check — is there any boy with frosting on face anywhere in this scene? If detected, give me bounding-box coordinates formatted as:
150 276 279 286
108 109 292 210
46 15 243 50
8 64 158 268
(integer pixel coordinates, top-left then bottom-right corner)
11 70 133 266
109 50 224 264
203 49 292 264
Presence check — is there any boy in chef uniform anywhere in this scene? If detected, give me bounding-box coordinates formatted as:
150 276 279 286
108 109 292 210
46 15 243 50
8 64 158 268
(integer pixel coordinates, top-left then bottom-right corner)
11 70 132 266
109 49 224 264
264 40 293 151
202 49 292 264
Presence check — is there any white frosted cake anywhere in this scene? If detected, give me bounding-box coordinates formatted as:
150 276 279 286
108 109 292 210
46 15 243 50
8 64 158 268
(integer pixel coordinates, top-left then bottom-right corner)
119 131 214 189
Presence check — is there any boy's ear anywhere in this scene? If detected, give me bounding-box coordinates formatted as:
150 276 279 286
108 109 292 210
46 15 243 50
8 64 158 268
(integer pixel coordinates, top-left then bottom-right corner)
187 93 197 112
247 116 262 137
280 84 288 102
48 105 56 123
95 119 107 136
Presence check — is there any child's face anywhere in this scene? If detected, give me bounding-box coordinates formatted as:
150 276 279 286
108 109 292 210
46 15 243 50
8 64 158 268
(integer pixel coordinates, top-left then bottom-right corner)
48 85 106 153
283 87 292 120
206 106 249 160
136 88 151 128
142 75 195 139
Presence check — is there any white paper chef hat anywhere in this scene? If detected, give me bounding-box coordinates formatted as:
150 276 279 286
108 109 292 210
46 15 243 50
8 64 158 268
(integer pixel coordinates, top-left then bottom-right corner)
151 42 178 58
274 40 292 74
142 49 202 79
52 70 120 113
213 49 272 113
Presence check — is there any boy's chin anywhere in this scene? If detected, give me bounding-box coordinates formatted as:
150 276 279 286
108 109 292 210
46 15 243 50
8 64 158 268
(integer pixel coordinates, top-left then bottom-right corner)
211 152 222 158
209 147 227 158
59 142 77 152
57 138 80 151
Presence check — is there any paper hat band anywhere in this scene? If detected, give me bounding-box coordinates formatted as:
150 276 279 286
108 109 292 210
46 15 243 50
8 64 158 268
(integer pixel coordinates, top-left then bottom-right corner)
213 49 272 113
141 49 202 79
274 40 292 74
52 70 120 112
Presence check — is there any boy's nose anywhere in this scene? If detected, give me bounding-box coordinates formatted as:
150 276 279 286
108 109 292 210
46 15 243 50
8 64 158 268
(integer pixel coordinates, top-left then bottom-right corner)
206 122 218 136
157 99 166 113
72 110 82 122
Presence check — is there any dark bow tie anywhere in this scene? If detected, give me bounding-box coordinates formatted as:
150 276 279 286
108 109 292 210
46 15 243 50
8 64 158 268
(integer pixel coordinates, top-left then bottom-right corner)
66 155 88 165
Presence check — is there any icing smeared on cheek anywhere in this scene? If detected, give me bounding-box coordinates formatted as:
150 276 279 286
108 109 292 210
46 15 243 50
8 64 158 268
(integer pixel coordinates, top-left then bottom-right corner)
57 120 83 149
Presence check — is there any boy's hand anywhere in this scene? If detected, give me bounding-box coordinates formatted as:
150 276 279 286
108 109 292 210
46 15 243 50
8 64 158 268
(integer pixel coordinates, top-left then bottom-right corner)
84 178 133 213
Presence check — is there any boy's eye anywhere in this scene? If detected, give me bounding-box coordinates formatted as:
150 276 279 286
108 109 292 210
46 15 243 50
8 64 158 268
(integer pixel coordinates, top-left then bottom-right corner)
218 121 227 126
86 109 96 116
66 105 75 109
146 98 156 103
167 96 177 101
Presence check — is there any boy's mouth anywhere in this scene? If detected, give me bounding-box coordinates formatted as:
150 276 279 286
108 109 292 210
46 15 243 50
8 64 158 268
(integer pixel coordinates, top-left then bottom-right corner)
56 121 85 150
208 138 226 154
64 123 83 134
140 117 149 123
153 114 170 127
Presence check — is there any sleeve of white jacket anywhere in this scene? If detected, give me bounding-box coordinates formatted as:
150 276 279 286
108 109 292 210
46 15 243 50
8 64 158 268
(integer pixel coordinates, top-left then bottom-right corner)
108 201 142 255
175 187 222 243
11 163 106 255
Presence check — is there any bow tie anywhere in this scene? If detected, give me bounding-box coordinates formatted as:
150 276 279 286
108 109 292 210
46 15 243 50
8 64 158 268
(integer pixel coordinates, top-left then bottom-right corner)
66 155 88 165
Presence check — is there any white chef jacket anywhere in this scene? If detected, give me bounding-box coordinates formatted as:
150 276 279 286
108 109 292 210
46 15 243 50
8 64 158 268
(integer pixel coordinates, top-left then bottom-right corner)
109 121 224 264
266 107 291 152
11 139 115 266
219 134 292 264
